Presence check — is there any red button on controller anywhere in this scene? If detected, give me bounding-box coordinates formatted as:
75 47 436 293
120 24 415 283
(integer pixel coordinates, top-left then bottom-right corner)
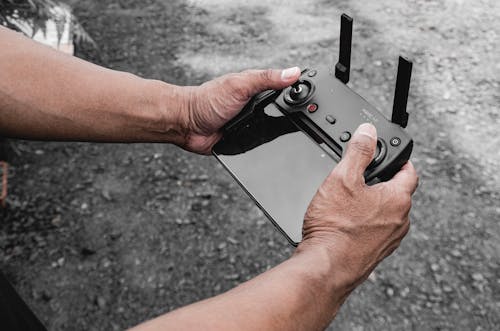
307 103 318 113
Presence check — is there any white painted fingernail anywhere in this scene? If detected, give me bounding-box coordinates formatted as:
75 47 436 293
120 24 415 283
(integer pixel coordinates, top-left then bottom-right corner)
281 67 300 81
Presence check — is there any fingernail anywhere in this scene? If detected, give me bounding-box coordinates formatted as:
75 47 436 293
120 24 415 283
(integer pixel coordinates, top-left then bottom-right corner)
354 123 377 140
281 67 300 81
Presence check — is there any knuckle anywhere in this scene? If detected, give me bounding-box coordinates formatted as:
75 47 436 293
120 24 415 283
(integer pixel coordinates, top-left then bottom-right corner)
349 139 374 157
259 68 274 82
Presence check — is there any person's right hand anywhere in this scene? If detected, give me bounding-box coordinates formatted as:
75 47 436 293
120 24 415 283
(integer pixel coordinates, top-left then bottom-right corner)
298 123 418 290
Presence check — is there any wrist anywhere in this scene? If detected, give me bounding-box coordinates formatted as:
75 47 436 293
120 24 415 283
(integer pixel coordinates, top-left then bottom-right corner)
290 243 355 316
138 79 192 145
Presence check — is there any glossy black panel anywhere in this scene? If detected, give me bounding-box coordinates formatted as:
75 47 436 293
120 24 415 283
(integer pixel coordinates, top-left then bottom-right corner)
213 104 338 245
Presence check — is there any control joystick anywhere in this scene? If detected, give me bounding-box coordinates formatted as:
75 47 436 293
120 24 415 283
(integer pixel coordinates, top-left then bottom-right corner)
284 80 314 105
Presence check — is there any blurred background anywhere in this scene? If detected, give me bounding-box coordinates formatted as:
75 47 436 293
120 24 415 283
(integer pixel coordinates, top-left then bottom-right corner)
1 0 499 330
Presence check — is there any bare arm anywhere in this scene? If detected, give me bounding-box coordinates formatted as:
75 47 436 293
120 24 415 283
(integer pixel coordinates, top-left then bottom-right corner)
0 26 299 153
132 248 348 331
0 26 187 143
0 26 418 331
131 125 418 331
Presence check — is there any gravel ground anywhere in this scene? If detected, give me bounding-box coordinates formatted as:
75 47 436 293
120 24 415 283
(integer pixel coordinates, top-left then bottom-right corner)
1 0 499 330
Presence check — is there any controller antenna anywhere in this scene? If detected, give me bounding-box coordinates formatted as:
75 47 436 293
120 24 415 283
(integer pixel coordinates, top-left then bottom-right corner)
335 14 353 84
391 56 413 128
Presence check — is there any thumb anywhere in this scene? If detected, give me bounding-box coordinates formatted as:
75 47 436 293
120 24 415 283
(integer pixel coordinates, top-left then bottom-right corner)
236 67 301 98
337 123 378 184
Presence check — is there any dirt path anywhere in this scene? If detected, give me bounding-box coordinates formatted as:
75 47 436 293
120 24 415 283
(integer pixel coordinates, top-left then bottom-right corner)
178 2 500 328
1 1 499 330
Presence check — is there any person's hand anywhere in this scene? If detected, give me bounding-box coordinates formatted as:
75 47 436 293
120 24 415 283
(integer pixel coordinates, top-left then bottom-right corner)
297 123 418 290
177 67 301 154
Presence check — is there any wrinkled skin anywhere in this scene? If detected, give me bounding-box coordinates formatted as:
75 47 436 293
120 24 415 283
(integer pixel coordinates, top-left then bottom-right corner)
178 68 301 154
299 123 418 289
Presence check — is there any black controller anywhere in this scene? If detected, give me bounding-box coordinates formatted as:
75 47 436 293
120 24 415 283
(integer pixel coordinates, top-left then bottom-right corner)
213 13 414 245
220 14 413 183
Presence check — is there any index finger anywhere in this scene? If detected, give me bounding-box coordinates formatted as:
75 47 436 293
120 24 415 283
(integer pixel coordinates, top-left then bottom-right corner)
387 161 419 194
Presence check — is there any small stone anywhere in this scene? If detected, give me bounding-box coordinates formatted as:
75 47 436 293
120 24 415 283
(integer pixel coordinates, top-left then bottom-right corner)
218 242 227 250
227 237 239 245
51 215 62 226
102 258 111 268
154 170 166 178
472 273 484 282
224 273 240 280
374 60 382 66
430 263 439 272
101 189 112 201
425 157 438 165
96 296 106 309
386 287 394 297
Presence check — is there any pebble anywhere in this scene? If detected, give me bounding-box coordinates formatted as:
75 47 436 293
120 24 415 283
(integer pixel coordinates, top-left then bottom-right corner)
96 296 106 309
101 189 112 201
472 272 485 282
227 237 239 245
51 215 62 226
425 157 439 165
224 273 240 280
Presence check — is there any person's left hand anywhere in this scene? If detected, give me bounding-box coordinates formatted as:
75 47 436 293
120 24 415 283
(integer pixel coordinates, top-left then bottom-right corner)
177 67 301 154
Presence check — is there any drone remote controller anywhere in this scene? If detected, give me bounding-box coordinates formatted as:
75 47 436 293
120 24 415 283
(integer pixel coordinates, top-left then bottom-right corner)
213 14 414 245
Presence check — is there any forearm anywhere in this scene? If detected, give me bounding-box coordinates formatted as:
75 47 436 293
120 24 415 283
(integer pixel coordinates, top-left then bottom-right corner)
130 247 352 331
0 26 187 143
